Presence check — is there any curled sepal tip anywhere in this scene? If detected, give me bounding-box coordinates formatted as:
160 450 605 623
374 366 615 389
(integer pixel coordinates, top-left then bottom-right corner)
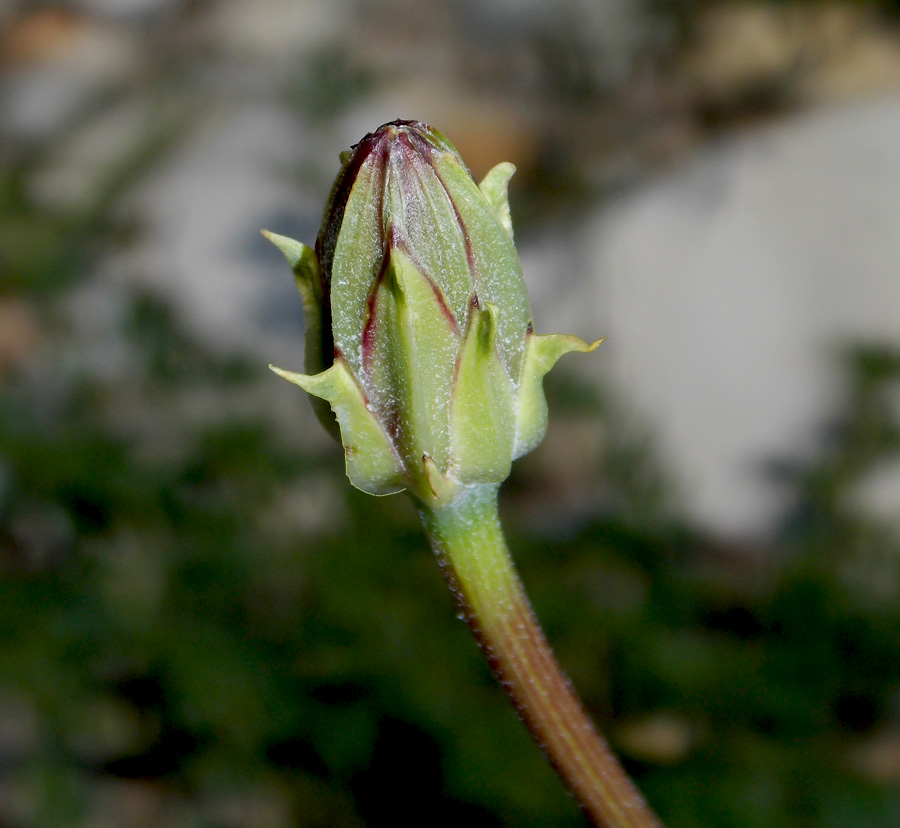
269 361 407 496
513 334 606 459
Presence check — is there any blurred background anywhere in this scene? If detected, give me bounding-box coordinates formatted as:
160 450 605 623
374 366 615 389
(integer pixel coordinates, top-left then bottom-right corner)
2 0 900 825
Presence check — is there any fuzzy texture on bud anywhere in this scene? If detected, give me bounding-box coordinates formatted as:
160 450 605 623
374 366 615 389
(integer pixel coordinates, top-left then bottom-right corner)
266 120 600 506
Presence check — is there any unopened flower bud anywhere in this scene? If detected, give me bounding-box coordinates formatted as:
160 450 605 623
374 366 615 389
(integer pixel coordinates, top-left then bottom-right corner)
266 120 600 505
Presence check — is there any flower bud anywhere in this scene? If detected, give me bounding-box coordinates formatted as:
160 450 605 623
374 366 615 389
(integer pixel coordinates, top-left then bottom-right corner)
266 120 600 505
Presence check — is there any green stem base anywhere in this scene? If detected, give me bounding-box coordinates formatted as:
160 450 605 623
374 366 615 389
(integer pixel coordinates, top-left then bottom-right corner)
419 484 662 828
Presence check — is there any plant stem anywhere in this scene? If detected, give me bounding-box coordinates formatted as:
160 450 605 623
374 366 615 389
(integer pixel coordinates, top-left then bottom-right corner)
419 483 663 828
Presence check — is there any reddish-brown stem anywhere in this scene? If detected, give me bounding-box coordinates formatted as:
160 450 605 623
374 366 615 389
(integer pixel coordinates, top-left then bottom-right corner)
420 484 663 828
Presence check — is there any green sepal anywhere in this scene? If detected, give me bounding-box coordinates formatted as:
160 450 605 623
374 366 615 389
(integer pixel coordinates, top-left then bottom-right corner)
433 152 531 381
513 333 605 459
260 229 326 376
383 152 474 330
368 246 458 473
450 303 514 484
270 359 407 496
262 229 338 438
478 162 516 239
329 160 386 378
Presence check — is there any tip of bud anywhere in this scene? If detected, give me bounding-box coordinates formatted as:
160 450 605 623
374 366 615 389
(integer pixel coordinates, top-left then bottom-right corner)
317 120 461 292
350 120 456 158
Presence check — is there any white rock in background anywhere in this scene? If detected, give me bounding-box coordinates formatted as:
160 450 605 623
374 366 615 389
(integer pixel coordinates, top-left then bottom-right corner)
538 98 900 537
